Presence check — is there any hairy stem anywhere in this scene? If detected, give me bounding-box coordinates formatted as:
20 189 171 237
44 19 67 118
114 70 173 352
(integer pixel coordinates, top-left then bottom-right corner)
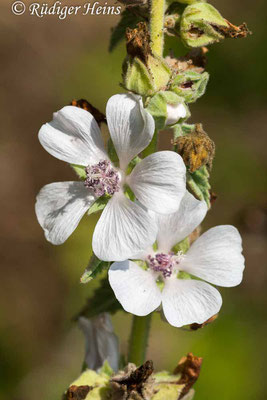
128 314 152 365
127 0 164 369
149 0 165 57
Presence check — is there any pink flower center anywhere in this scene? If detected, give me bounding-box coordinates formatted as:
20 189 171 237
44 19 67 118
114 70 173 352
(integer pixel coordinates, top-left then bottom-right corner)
147 252 180 278
84 160 120 197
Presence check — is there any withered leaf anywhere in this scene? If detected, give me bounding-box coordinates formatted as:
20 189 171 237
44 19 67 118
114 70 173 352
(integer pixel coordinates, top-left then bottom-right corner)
166 47 208 76
214 20 251 39
174 353 202 399
111 360 154 399
66 385 92 400
190 314 218 331
126 22 151 64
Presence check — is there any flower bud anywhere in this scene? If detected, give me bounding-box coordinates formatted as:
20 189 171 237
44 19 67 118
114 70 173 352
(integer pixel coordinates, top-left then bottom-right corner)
166 103 187 125
164 13 180 37
123 23 171 96
147 91 190 130
170 70 209 103
180 2 249 47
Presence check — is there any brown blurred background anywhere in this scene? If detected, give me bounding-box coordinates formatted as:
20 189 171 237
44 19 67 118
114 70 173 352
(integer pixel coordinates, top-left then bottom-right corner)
0 0 267 399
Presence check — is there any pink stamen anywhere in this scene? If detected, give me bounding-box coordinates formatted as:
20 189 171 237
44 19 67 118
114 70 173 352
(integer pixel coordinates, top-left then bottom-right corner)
84 160 120 197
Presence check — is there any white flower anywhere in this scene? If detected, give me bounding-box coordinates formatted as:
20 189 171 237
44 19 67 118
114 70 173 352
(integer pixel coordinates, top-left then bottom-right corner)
108 191 245 327
35 93 186 261
79 313 119 372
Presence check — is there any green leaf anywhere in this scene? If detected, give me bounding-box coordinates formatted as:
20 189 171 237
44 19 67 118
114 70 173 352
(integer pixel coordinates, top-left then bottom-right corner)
80 254 110 284
187 165 211 208
77 278 123 319
109 9 143 52
71 164 86 179
88 196 109 216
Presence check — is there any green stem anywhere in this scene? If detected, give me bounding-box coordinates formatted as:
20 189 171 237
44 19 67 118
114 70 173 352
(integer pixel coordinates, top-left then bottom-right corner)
127 0 165 369
150 0 166 57
128 314 152 365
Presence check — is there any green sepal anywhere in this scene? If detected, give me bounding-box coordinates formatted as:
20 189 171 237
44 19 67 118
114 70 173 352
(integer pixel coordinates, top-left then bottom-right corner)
153 371 191 400
152 383 186 400
126 156 141 175
172 236 190 254
147 55 171 92
124 185 136 202
107 138 119 164
88 196 109 216
77 278 123 319
171 70 209 103
187 165 211 208
71 164 87 180
177 270 192 279
80 254 110 284
124 56 155 96
99 360 114 377
146 91 189 130
173 122 195 140
124 55 171 96
180 2 229 47
64 369 194 400
109 9 143 52
64 369 111 400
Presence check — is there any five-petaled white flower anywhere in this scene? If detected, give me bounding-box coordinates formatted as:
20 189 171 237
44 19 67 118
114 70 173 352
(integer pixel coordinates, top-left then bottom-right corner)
108 191 245 327
35 93 186 261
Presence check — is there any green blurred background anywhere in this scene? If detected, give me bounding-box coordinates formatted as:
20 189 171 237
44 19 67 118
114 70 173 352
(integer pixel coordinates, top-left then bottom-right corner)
0 0 267 399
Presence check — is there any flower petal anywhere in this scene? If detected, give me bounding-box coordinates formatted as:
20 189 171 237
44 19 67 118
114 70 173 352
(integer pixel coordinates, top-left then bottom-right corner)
106 94 155 170
162 278 222 327
157 191 208 252
180 225 245 287
127 151 186 214
35 181 96 244
78 317 99 370
39 106 107 165
166 103 187 125
92 192 157 261
109 260 161 316
79 314 119 372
